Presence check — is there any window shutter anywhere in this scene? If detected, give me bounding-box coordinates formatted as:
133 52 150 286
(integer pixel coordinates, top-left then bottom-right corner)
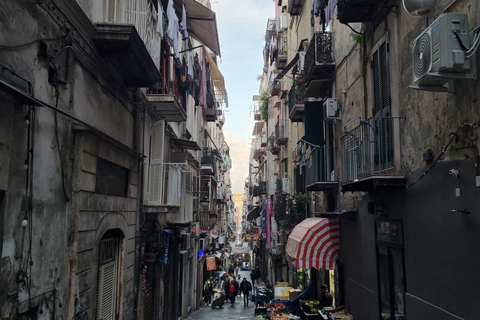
371 33 393 171
148 120 165 205
97 260 117 320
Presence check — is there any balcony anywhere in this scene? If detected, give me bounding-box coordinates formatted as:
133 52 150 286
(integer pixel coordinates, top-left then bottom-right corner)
304 32 335 98
275 178 290 194
146 93 186 122
253 181 268 196
337 0 377 24
288 0 304 16
204 102 218 122
341 116 406 192
288 84 305 122
266 18 280 34
269 70 281 96
268 133 280 155
305 147 339 192
277 37 288 70
201 147 216 176
253 147 266 160
95 24 161 87
275 118 288 146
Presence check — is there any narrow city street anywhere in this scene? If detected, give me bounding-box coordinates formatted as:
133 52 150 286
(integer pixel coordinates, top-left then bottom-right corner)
187 271 258 320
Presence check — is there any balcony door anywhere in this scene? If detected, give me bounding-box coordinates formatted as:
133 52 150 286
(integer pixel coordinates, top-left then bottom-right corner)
371 32 393 172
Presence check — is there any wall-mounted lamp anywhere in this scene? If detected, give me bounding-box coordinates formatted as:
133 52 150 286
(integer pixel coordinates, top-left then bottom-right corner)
24 115 30 126
449 168 460 197
23 159 29 170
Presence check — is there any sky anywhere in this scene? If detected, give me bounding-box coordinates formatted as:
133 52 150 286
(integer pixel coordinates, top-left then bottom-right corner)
211 0 274 195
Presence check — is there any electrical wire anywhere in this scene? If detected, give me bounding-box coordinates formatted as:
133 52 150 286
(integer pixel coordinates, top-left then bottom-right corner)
407 122 480 188
0 36 64 50
47 56 71 201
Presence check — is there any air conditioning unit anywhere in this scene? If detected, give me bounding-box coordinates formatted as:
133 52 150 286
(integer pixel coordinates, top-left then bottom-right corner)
199 238 206 250
411 13 477 90
180 232 190 250
280 13 288 30
325 98 340 120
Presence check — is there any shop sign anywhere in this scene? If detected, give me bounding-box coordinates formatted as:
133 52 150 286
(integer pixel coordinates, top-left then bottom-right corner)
206 257 216 271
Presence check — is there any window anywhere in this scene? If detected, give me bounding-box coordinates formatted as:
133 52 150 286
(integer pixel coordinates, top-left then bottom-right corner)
376 219 406 320
147 120 165 205
371 32 393 171
95 157 129 197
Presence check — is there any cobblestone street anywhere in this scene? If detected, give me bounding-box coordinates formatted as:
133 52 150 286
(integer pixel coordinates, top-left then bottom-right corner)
186 296 257 320
187 271 258 320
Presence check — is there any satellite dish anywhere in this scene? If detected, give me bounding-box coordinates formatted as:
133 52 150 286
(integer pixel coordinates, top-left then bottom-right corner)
403 0 437 16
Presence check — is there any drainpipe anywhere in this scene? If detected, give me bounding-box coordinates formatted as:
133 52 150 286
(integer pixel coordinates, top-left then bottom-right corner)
133 88 144 320
66 132 84 320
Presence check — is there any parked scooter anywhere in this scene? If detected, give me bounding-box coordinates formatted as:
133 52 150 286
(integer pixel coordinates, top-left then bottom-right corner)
211 289 226 309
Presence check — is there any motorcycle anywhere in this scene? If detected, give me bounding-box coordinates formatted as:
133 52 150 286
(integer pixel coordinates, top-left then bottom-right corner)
211 289 226 309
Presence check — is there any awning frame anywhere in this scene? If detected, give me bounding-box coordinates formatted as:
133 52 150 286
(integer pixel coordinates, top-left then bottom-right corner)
285 217 340 270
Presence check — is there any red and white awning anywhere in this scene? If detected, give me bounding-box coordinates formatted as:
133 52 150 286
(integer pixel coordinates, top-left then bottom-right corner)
285 217 340 270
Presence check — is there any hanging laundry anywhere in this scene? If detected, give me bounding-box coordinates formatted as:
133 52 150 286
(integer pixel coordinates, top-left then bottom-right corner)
166 0 179 57
199 56 207 108
180 0 188 40
156 1 164 38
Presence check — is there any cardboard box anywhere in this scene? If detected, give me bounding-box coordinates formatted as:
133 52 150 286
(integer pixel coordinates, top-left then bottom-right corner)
276 282 289 287
274 286 292 299
288 288 302 300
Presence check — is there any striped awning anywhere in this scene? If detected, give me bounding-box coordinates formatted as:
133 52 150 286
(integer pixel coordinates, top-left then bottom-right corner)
285 217 339 270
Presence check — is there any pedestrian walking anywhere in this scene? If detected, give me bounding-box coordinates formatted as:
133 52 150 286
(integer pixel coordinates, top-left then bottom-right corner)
239 277 253 307
235 263 240 277
203 278 213 306
228 276 239 304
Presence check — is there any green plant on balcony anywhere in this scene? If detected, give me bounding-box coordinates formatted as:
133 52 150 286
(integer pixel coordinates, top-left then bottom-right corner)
274 193 310 230
260 90 269 120
295 82 306 103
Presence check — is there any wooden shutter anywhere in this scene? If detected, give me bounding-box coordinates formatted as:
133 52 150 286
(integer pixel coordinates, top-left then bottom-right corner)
371 33 393 171
148 120 165 205
97 260 117 320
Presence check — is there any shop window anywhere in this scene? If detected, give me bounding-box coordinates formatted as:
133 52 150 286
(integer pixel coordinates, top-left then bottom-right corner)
376 219 406 320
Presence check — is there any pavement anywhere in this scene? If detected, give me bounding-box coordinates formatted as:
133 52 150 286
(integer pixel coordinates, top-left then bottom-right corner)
186 271 258 320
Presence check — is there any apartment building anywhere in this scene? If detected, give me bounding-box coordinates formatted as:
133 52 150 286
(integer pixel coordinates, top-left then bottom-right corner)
249 0 480 319
0 0 230 319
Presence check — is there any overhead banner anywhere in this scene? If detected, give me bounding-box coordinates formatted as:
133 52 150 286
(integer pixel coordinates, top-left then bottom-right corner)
206 257 216 271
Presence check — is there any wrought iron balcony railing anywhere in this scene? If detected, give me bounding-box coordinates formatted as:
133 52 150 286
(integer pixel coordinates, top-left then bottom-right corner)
304 32 335 85
305 146 337 190
288 0 304 16
341 116 406 191
266 18 280 35
288 84 305 122
269 70 281 95
275 118 288 146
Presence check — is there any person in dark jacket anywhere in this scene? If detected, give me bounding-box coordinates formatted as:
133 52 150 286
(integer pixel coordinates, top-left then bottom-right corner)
319 284 333 308
228 276 239 304
239 277 253 307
